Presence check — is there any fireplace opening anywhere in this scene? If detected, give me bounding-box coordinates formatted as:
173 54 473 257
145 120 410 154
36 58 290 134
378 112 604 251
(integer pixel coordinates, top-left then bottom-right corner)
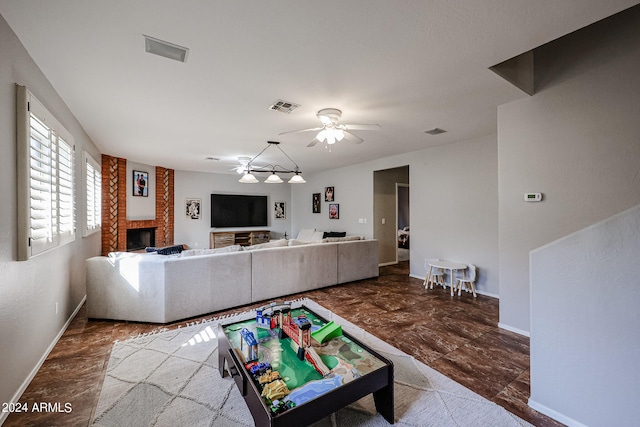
127 228 156 252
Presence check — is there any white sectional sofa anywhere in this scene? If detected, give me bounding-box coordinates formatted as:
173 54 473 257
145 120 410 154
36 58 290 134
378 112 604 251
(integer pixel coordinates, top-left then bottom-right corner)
86 238 378 323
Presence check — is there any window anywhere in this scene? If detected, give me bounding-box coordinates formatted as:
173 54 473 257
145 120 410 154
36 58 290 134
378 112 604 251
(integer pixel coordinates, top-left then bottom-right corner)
17 85 75 260
83 152 101 237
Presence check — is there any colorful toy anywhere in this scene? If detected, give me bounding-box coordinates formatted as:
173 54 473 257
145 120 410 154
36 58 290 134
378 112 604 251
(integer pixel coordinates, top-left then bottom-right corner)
256 301 292 329
311 320 343 344
261 379 290 401
240 328 258 362
269 399 296 415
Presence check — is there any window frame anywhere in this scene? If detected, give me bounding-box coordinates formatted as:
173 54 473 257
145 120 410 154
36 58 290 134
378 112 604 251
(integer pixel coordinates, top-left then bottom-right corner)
83 151 101 237
17 85 76 260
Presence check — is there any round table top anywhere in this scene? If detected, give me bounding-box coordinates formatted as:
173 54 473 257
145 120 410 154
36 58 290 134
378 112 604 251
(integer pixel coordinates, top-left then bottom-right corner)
428 260 467 270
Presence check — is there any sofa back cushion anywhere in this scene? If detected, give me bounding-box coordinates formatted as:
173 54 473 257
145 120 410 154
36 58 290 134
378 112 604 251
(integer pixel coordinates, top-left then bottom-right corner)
180 245 242 257
242 239 288 251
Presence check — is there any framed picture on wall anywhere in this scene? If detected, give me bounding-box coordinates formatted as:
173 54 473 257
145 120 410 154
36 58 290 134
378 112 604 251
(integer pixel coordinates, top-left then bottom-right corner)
274 201 286 219
312 193 321 213
186 198 201 220
329 203 339 219
133 170 148 197
324 186 334 202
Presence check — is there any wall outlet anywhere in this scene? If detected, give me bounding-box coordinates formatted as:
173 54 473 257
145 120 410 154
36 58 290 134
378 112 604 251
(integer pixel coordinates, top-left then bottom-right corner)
381 218 386 225
55 302 58 314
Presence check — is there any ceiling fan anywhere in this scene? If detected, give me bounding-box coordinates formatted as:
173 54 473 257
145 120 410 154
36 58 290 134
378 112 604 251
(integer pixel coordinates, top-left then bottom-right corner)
279 108 381 147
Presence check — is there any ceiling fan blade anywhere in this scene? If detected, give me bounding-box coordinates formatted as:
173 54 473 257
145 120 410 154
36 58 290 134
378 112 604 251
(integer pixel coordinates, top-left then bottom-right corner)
343 131 364 144
278 127 323 135
306 139 318 147
342 124 381 131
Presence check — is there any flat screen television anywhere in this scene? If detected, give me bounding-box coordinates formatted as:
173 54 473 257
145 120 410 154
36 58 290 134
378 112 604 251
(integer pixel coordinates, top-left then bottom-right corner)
210 194 268 228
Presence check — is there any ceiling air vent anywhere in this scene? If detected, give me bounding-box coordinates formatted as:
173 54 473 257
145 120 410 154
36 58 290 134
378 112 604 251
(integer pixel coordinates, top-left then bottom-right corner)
424 128 446 135
269 99 300 113
144 35 189 63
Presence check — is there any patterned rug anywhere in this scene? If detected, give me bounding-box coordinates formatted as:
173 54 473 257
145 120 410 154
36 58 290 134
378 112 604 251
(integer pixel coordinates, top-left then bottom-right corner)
92 299 532 427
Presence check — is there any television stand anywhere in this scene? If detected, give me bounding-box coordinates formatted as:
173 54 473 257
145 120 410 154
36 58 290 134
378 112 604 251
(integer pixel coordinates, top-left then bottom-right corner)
210 230 270 248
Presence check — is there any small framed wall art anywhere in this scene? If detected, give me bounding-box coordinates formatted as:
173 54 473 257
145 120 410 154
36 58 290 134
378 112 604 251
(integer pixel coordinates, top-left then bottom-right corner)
186 198 201 220
133 170 148 197
312 193 321 213
329 203 339 219
324 186 334 202
274 201 286 219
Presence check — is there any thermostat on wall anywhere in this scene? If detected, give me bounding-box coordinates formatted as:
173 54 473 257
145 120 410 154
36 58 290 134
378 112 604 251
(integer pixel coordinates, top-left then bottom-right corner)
524 193 542 202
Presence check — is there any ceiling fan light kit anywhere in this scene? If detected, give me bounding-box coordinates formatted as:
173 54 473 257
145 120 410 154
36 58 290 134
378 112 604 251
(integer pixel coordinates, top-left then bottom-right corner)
279 107 380 148
238 141 305 184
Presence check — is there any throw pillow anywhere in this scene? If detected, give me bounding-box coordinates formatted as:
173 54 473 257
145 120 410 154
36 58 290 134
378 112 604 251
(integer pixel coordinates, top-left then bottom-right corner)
146 244 185 255
296 228 316 241
322 231 347 238
311 231 325 241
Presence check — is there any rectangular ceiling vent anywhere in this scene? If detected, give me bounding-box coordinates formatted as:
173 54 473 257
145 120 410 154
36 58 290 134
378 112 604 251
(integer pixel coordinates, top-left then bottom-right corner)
424 128 447 135
269 99 300 113
144 35 189 63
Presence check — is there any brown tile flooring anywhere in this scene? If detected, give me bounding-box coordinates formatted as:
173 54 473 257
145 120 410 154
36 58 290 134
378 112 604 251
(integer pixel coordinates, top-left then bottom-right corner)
5 262 563 427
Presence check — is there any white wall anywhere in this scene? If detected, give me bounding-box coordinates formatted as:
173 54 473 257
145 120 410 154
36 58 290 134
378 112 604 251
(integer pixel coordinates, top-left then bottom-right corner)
529 204 640 427
0 13 101 415
498 6 640 333
291 133 500 296
411 135 499 296
174 170 293 248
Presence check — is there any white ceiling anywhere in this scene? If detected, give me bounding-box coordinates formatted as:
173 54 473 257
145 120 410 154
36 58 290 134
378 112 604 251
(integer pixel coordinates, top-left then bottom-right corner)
1 1 637 176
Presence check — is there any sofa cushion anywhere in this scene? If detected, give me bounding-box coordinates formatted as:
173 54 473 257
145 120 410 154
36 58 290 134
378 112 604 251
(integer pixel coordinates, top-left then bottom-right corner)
323 235 362 243
288 239 314 246
180 245 241 257
242 239 288 251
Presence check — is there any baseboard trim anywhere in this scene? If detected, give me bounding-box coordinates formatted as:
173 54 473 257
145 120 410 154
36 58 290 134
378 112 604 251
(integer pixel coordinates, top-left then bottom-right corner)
498 322 530 337
528 398 587 427
0 296 86 425
378 261 397 267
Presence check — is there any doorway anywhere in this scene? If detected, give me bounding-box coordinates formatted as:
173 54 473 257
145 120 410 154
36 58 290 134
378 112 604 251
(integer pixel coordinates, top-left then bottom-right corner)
373 165 409 265
397 183 410 262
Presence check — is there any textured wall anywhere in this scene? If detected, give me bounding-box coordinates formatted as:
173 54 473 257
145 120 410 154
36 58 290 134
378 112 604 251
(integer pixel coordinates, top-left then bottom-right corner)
498 6 640 333
0 14 101 415
530 204 640 426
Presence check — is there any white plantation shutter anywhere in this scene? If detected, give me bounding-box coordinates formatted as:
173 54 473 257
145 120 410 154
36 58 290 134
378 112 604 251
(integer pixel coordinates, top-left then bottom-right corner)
84 152 101 236
28 113 56 254
17 85 75 260
56 136 75 244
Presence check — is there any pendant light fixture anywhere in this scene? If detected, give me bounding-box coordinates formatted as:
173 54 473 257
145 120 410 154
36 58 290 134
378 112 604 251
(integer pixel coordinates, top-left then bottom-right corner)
238 141 306 184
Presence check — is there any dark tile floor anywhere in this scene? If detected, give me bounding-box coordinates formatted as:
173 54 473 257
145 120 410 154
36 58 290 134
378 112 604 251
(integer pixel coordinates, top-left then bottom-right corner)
4 262 563 426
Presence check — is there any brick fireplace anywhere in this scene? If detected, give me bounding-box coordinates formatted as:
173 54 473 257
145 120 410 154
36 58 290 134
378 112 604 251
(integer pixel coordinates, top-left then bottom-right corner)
101 155 175 255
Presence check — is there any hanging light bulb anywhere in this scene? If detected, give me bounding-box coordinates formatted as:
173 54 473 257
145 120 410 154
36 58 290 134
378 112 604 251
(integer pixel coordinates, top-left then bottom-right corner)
265 172 283 183
316 129 327 142
239 172 258 183
288 172 306 184
326 133 336 145
334 129 345 142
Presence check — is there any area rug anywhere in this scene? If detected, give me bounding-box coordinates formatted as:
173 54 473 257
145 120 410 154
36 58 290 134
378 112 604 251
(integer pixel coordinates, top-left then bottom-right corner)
92 299 533 427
